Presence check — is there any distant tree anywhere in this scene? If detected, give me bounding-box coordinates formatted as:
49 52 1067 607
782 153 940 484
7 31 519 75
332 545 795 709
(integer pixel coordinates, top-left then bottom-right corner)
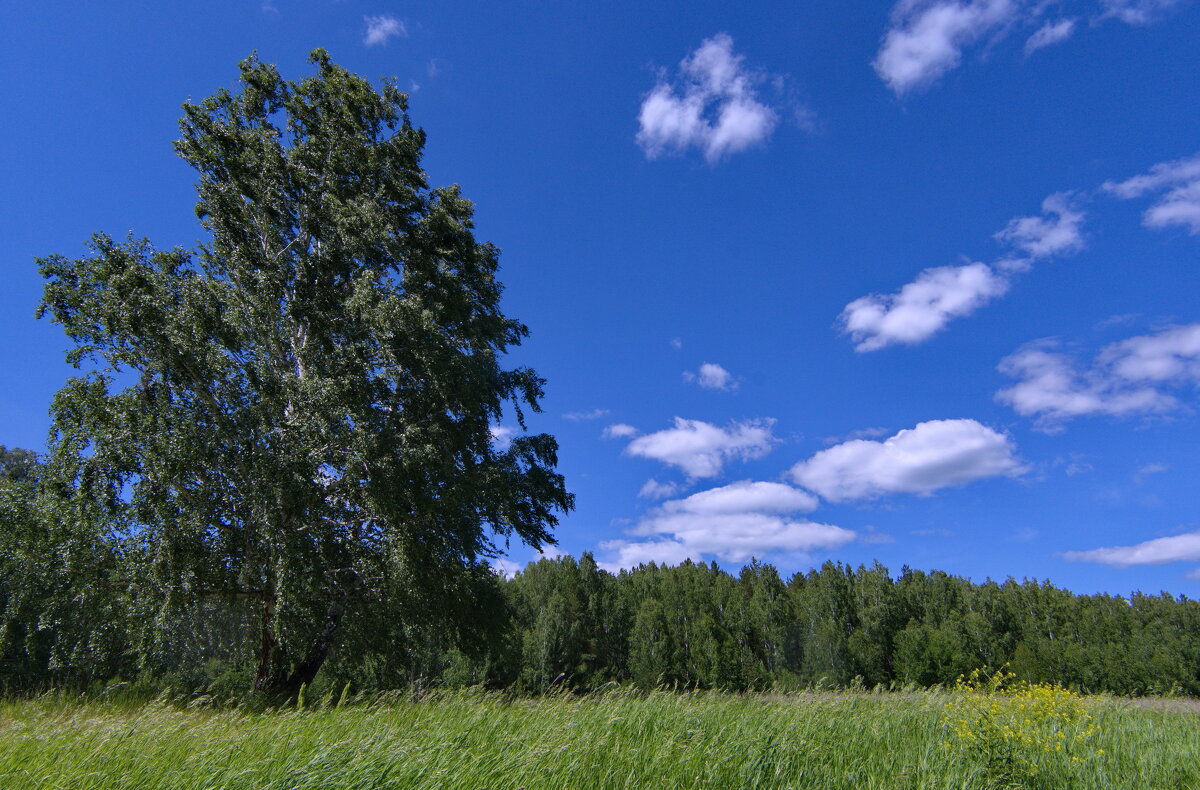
35 51 572 695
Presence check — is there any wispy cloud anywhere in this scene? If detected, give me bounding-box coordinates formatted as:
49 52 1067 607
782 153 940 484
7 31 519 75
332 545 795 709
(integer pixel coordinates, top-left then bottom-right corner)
1099 0 1189 25
1063 530 1200 566
993 192 1085 268
1024 18 1077 53
638 478 682 500
601 480 853 570
841 193 1084 351
790 419 1025 502
997 324 1200 428
564 408 609 421
874 0 1019 94
624 417 775 479
1104 152 1200 235
363 15 406 47
875 0 1191 94
683 362 738 391
637 34 786 162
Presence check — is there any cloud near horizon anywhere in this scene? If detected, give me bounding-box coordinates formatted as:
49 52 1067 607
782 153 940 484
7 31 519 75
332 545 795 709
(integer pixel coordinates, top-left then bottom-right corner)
1063 530 1200 567
789 419 1026 501
601 480 853 570
637 34 782 162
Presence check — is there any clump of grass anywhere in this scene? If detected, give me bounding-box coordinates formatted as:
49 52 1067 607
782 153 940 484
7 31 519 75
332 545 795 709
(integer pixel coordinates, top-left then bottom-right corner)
0 686 1197 789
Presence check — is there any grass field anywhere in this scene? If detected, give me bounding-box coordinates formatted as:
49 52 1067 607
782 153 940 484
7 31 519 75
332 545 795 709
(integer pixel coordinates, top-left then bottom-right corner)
1 688 1197 789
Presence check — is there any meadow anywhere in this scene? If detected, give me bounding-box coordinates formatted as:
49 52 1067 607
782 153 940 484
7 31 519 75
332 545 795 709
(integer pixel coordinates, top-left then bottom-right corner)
1 687 1197 789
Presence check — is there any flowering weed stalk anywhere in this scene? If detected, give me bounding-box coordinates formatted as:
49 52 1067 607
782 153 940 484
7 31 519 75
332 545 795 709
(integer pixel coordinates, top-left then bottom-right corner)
941 667 1101 787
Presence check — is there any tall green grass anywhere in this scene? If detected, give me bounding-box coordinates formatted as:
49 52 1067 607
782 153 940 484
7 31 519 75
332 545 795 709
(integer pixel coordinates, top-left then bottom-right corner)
1 688 1196 789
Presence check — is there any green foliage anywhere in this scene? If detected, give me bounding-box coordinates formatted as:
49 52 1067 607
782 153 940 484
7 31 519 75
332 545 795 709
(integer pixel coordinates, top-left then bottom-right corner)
27 50 571 695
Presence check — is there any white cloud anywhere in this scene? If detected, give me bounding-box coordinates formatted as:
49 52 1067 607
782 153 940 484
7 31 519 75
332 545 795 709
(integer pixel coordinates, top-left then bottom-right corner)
997 325 1200 427
1099 0 1188 24
1102 323 1200 382
840 262 1009 351
1134 463 1169 483
637 34 781 162
363 15 406 47
1104 152 1200 235
564 408 609 421
624 417 775 479
638 478 682 500
683 362 738 391
1186 567 1200 580
841 192 1087 350
602 423 641 440
994 192 1085 263
657 480 820 516
491 558 524 579
1063 530 1200 566
1024 18 1077 52
601 480 852 570
873 0 1018 95
599 539 701 570
874 0 1187 94
489 425 515 449
789 419 1025 502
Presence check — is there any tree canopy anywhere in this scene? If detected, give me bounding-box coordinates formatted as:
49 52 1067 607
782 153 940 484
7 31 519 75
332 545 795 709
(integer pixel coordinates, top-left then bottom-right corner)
33 50 572 694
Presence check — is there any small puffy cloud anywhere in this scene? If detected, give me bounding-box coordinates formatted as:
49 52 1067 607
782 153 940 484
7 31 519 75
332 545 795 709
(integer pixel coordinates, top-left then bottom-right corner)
638 478 682 500
363 15 406 47
624 417 775 478
564 408 609 421
637 33 782 162
994 192 1085 263
602 423 641 440
1024 18 1077 53
491 557 524 579
873 0 1018 95
1099 0 1189 24
683 362 738 391
790 419 1025 502
489 425 515 449
1063 530 1200 566
602 480 852 570
997 325 1200 428
841 262 1009 351
1104 152 1200 234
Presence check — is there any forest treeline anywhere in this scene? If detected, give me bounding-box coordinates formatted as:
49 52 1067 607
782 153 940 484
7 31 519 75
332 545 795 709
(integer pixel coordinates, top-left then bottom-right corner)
5 485 1199 698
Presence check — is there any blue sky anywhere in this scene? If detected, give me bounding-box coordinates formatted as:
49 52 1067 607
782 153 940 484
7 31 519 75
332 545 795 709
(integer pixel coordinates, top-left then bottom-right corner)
3 1 1200 595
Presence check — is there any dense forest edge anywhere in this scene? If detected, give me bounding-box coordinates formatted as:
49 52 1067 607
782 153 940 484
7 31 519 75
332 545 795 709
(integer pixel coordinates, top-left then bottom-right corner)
5 439 1198 699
